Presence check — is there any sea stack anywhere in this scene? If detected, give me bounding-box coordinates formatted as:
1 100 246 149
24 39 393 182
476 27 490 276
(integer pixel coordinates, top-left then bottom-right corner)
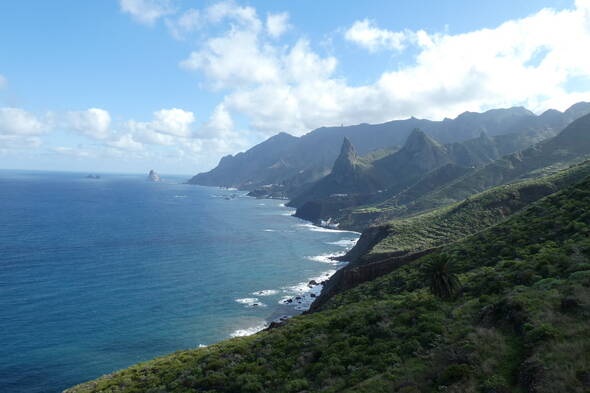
147 170 161 182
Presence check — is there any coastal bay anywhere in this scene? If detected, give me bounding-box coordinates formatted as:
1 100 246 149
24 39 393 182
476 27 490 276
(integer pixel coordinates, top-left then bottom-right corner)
0 170 358 393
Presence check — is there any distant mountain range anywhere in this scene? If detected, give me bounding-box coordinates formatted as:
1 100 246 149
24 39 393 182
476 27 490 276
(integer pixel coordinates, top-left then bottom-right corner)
295 110 590 227
189 102 590 201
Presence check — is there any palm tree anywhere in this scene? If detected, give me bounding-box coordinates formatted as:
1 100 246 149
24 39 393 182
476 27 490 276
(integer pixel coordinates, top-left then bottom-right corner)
422 254 461 300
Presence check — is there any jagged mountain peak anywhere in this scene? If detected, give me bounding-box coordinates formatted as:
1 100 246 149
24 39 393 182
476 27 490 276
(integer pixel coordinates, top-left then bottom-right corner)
333 137 361 174
403 128 444 152
340 136 355 155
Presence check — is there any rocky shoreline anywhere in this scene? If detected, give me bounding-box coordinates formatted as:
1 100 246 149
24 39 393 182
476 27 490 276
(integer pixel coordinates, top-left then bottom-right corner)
235 190 361 335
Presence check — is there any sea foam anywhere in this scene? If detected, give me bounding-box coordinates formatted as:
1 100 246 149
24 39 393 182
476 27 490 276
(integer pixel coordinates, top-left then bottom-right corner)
252 289 279 296
296 222 360 234
235 298 266 307
230 323 268 337
305 252 345 265
327 238 359 248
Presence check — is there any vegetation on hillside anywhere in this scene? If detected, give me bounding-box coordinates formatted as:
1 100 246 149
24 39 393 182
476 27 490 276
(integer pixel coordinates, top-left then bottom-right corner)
66 173 590 393
352 161 590 260
335 112 590 230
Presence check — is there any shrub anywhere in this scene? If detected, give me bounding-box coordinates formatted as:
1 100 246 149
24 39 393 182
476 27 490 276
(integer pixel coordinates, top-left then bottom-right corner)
284 378 309 392
421 254 462 300
569 270 590 285
438 363 472 385
480 375 509 393
523 323 559 346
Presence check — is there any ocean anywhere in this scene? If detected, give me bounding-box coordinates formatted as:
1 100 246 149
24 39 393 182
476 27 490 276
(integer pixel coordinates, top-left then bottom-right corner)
0 170 359 393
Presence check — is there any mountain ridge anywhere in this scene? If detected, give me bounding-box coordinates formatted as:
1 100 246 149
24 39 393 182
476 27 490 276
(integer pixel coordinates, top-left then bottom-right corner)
297 111 590 228
188 103 590 196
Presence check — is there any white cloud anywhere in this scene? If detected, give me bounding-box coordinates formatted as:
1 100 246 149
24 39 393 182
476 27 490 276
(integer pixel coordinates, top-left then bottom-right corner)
107 133 144 151
125 108 195 142
67 108 111 140
179 1 590 139
166 9 201 40
368 2 590 115
51 146 95 158
0 74 6 88
198 104 234 138
0 108 48 135
205 1 261 30
344 19 412 52
119 0 175 25
150 108 195 137
7 1 590 173
0 135 42 149
181 29 281 88
130 123 177 146
266 12 290 38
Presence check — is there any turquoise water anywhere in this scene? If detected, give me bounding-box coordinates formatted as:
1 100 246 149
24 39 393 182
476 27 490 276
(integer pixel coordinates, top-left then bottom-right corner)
0 170 358 393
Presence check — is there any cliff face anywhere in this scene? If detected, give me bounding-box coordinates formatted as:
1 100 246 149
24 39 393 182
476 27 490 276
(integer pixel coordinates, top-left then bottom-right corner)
308 247 435 312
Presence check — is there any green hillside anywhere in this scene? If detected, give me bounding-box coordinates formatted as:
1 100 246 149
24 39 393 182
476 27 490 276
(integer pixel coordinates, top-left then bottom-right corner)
65 173 590 393
364 160 590 260
339 112 590 229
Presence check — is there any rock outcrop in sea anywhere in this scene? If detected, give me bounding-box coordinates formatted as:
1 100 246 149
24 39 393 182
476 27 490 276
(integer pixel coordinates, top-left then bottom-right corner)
147 170 161 182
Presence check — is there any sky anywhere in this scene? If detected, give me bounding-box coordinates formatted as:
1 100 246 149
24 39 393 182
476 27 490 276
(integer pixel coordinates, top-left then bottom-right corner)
0 0 589 175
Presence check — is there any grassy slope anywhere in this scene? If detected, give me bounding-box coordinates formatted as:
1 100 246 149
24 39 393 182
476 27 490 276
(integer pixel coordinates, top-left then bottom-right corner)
65 175 590 393
365 161 590 259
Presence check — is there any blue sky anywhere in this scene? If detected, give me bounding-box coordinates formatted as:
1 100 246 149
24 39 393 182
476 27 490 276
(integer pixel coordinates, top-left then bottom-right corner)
0 0 588 175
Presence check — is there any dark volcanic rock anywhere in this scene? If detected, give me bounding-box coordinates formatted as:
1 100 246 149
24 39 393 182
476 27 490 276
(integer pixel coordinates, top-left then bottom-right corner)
147 170 161 182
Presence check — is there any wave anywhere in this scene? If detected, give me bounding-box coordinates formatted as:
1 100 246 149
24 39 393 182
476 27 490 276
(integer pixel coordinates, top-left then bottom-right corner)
235 298 266 307
230 323 268 338
296 222 360 234
278 269 338 311
264 229 277 232
327 238 359 248
252 289 279 296
305 252 345 265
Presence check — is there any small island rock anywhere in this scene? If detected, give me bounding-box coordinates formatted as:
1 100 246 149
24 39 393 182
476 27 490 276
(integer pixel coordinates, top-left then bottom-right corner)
147 170 161 182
